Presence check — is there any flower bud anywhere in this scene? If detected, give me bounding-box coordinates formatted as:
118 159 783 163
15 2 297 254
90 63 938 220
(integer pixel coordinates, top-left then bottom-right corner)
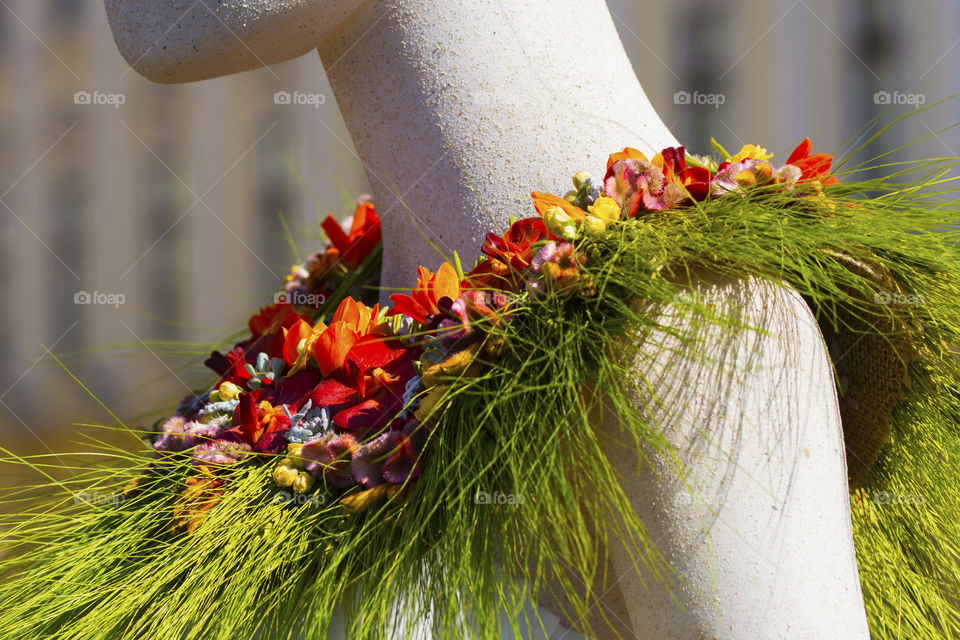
292 472 315 494
543 206 577 241
286 443 306 469
217 381 242 403
542 205 570 230
573 171 592 190
580 215 607 237
273 464 299 488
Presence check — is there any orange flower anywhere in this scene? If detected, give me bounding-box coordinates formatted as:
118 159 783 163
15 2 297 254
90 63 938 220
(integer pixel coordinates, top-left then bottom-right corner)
531 191 588 220
332 296 381 335
313 322 359 376
282 318 314 366
312 297 383 376
321 201 382 269
388 262 462 324
256 400 289 439
786 137 839 186
605 147 648 174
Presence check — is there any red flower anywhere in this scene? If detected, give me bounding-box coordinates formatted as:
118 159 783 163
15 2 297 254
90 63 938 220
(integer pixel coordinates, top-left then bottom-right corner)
786 138 839 185
388 262 462 324
653 146 712 202
248 302 302 337
463 257 514 292
482 217 547 270
310 343 418 436
222 370 320 454
321 201 382 269
230 393 291 454
466 217 548 292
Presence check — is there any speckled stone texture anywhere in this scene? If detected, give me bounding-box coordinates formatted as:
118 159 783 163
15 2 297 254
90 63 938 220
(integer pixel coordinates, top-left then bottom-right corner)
318 0 677 298
104 0 366 83
600 274 870 639
104 1 869 637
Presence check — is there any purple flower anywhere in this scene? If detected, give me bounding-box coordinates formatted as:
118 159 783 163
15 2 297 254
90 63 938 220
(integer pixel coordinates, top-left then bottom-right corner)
350 430 401 488
448 289 513 336
154 417 222 452
710 159 802 196
302 432 360 489
191 439 252 467
603 158 687 216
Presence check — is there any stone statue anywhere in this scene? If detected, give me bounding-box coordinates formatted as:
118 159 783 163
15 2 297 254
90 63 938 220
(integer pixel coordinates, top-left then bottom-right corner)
103 1 871 637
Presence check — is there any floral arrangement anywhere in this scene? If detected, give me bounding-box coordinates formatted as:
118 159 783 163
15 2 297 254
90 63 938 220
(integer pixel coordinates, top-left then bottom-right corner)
3 138 960 640
148 138 847 524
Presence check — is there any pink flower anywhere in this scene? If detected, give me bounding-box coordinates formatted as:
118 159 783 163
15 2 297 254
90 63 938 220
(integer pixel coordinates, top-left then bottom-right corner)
603 158 688 216
303 432 360 488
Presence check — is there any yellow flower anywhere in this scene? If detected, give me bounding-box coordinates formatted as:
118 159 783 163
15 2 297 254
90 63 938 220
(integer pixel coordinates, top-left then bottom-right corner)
572 171 592 189
284 443 307 470
587 196 621 222
273 464 299 487
730 144 773 163
414 385 448 422
215 381 242 403
292 472 315 494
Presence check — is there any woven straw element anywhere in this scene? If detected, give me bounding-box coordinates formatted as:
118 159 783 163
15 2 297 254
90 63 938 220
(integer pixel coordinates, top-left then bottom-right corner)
817 250 913 486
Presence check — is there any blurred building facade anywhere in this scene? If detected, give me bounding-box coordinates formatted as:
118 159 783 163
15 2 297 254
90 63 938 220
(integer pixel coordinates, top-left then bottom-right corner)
0 0 958 448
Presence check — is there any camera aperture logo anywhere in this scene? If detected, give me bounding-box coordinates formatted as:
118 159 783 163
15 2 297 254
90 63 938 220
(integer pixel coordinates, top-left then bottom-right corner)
74 90 126 108
474 490 524 505
274 91 327 108
74 290 126 308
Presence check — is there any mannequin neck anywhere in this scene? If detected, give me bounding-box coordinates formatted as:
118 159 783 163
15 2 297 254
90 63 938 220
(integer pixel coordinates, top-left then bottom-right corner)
318 0 677 299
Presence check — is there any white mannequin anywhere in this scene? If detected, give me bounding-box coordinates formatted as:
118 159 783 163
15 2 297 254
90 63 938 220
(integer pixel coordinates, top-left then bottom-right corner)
104 1 870 638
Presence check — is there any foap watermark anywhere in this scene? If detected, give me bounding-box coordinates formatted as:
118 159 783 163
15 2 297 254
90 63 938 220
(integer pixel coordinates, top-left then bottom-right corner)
873 90 925 109
872 491 925 506
74 491 124 506
873 291 923 307
271 490 326 508
274 91 327 108
674 90 726 109
474 490 524 506
74 90 126 108
74 290 126 308
673 289 725 307
274 291 328 306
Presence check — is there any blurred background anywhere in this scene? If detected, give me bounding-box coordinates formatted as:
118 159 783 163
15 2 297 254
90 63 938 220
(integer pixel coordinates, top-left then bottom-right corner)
0 0 958 453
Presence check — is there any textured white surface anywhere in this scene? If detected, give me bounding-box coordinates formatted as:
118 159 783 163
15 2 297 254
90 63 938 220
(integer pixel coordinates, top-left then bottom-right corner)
105 1 869 638
319 0 677 297
103 0 363 83
601 275 870 638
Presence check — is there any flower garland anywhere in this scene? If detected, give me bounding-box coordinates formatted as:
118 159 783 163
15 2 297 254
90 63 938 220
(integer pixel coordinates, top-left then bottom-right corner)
149 138 849 519
4 137 960 640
